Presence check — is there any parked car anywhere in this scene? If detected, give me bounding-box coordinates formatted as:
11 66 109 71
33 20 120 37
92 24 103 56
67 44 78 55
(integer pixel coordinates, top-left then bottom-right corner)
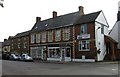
9 54 21 61
20 54 33 62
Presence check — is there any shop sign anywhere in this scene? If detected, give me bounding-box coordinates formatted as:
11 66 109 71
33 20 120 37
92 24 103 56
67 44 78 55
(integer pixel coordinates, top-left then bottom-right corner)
77 34 90 39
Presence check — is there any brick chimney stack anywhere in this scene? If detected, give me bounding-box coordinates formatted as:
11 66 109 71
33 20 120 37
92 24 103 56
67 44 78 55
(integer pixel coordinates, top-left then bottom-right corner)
4 39 7 42
79 6 84 15
53 11 57 18
36 17 41 23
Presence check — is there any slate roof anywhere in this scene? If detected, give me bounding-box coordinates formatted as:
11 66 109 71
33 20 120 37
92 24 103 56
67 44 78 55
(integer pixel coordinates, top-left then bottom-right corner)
2 40 10 46
14 30 30 38
31 10 101 33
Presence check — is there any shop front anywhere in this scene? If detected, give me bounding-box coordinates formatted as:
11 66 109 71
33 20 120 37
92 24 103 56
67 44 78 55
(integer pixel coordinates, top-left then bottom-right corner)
47 44 72 61
30 46 47 60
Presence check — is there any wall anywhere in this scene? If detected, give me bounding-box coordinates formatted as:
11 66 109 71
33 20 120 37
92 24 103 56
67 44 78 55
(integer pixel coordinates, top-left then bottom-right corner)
95 11 109 61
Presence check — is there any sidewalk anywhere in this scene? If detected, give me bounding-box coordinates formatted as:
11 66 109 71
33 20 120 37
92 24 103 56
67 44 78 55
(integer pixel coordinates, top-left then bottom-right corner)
34 60 119 64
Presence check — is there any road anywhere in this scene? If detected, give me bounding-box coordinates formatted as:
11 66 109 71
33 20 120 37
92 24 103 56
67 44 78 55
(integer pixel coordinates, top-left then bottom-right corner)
2 60 118 75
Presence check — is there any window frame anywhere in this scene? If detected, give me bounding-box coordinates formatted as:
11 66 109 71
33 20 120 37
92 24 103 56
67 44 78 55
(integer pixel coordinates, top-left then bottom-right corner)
36 33 40 43
55 29 61 41
42 32 46 43
31 34 35 43
63 28 70 41
78 40 90 51
48 30 53 42
80 24 88 35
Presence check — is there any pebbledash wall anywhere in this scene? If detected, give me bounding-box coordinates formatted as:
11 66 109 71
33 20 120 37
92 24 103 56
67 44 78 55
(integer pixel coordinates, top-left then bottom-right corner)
30 6 109 62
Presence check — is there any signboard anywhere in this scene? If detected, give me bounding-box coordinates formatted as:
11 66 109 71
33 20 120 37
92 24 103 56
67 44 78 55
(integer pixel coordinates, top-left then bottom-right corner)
77 34 90 39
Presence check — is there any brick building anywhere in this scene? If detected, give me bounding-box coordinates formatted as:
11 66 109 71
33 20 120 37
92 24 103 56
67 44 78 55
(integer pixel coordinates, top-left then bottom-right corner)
10 31 30 54
30 6 110 62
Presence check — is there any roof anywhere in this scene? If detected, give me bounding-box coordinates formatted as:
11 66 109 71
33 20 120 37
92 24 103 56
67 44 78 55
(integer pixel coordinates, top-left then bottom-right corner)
74 11 101 25
14 30 30 38
105 35 118 44
31 11 101 33
2 40 10 46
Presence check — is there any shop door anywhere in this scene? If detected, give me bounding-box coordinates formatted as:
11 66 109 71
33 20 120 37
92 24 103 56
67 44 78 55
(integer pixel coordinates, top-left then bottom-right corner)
61 49 66 61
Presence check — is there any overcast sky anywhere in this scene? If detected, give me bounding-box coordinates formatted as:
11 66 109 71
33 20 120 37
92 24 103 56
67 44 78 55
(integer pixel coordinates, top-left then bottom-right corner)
0 0 119 42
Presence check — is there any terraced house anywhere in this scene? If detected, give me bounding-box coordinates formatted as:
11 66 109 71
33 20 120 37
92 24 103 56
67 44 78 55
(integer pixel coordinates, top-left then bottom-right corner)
10 31 30 54
30 6 111 62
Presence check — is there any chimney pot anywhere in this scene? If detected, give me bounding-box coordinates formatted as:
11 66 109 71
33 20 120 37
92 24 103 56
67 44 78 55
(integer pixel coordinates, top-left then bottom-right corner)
53 11 57 18
36 17 41 23
79 6 84 15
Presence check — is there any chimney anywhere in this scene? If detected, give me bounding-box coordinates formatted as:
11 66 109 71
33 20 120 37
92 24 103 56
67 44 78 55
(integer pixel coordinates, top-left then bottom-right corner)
79 6 84 15
36 17 41 23
4 39 7 42
53 11 57 18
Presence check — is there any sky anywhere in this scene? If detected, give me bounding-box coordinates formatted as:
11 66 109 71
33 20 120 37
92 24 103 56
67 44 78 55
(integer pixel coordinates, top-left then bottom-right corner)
0 0 119 42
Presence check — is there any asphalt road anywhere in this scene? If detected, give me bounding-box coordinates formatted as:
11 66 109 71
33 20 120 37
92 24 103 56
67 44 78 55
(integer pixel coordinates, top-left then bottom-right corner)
2 60 119 75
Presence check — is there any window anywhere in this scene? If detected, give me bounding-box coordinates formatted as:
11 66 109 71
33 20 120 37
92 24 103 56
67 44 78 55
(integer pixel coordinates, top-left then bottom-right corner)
18 43 20 49
48 48 60 58
24 37 26 40
101 25 104 34
11 44 13 49
42 32 46 42
79 40 90 51
63 28 70 41
18 38 20 41
24 42 27 48
80 24 87 34
31 34 35 43
48 31 53 42
36 33 40 43
55 29 61 41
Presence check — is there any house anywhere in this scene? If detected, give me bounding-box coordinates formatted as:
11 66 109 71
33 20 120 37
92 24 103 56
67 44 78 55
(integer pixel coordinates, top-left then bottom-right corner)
109 2 120 60
2 38 11 53
30 6 110 62
10 31 30 54
0 42 2 59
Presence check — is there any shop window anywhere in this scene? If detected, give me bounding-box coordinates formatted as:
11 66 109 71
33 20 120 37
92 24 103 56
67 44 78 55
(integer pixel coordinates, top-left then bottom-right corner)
79 40 90 51
66 48 70 57
48 48 60 58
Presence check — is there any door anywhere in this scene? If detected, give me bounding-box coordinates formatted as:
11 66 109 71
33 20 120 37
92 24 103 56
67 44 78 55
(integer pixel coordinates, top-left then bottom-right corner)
61 48 66 61
42 49 47 60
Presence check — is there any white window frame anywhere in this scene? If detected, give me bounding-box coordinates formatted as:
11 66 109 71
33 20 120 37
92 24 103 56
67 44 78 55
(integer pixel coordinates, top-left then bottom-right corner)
36 33 40 43
55 29 61 41
42 32 46 42
31 34 35 43
48 31 53 42
80 24 88 34
63 28 70 41
79 40 90 51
